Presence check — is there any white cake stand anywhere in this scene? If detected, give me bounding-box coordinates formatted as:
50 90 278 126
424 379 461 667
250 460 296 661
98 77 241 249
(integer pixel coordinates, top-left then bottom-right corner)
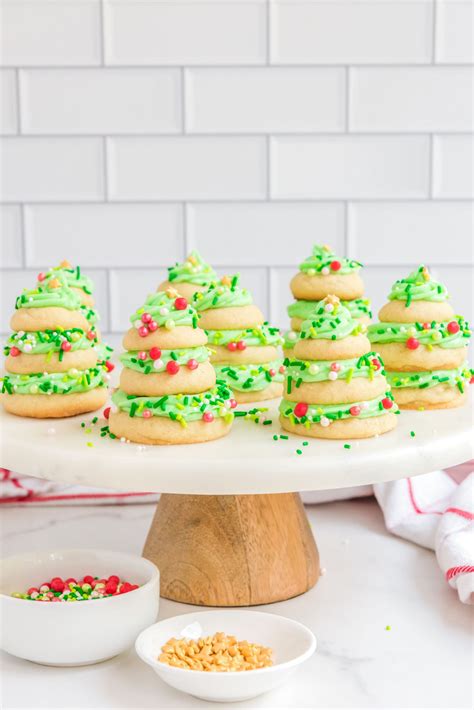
1 399 472 607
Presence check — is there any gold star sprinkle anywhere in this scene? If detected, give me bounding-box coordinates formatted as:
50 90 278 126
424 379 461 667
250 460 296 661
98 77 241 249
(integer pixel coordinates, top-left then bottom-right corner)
48 278 61 289
187 254 198 266
60 259 72 268
324 294 340 306
220 275 232 287
422 267 430 281
322 244 332 252
165 287 179 298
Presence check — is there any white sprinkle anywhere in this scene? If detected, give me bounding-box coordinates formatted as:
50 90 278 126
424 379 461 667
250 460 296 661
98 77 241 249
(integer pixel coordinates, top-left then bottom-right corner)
159 307 169 316
320 567 327 576
324 303 334 313
153 359 164 370
17 331 25 337
320 416 330 427
47 427 56 435
134 320 142 329
287 331 298 342
309 364 319 375
321 267 330 275
120 437 126 443
328 371 338 381
23 343 33 353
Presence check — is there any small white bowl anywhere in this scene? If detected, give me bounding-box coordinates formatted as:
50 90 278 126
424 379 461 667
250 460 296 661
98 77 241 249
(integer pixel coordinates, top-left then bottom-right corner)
135 610 316 703
0 548 159 666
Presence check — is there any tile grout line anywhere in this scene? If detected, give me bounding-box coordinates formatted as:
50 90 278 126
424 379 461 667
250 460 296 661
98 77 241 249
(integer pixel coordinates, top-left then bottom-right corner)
180 68 187 133
432 0 438 64
182 203 189 255
15 68 23 135
99 0 106 66
266 0 271 65
345 67 350 132
429 134 435 199
19 204 27 268
102 137 109 201
1 198 472 206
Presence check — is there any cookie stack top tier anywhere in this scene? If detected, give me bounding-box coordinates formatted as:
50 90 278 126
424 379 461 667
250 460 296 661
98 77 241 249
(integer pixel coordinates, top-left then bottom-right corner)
279 295 398 439
109 287 234 444
158 250 217 301
285 244 371 355
193 275 284 403
2 276 109 418
368 266 472 409
38 260 95 307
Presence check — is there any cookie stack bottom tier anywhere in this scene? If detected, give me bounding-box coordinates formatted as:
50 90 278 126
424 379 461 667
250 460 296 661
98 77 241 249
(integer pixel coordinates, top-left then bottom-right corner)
193 276 284 404
280 295 398 439
368 265 473 410
158 250 217 301
284 244 372 358
1 279 109 418
109 289 235 445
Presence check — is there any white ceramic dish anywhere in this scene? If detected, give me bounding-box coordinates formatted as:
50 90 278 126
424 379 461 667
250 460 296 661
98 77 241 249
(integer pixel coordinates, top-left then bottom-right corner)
135 610 317 703
0 548 160 666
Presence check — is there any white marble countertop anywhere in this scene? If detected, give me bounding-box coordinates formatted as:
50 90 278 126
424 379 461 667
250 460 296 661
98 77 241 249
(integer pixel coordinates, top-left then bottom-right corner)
1 499 472 709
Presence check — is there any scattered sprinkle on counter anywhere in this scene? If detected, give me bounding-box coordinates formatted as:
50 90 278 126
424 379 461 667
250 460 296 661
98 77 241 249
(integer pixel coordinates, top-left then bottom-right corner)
344 444 351 449
385 625 391 631
410 431 416 437
11 575 140 602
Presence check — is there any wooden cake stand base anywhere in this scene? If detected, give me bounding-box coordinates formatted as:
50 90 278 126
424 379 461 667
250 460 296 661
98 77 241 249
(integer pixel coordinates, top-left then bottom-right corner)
143 493 320 607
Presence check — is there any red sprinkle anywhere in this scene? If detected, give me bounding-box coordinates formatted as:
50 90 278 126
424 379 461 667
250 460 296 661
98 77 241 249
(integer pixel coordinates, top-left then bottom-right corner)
103 407 111 420
105 360 115 372
27 587 39 596
350 405 361 416
83 575 94 585
236 340 246 351
227 342 238 352
423 322 431 330
174 297 188 311
142 409 152 419
269 369 276 377
86 330 95 341
141 313 152 324
108 575 120 585
203 412 214 423
371 358 381 370
382 397 393 409
229 399 237 409
105 581 117 595
470 376 474 384
166 360 180 375
330 260 341 271
138 326 149 338
294 402 308 418
64 578 77 586
279 365 286 374
187 358 198 370
61 341 72 352
50 578 65 592
37 272 46 282
447 321 460 335
406 337 420 350
149 347 162 360
137 351 147 361
9 346 21 357
148 320 158 332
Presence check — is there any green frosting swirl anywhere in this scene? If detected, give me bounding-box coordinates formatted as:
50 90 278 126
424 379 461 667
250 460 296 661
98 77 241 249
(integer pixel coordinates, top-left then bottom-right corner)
279 392 398 425
284 352 385 389
168 250 217 287
288 298 371 322
4 328 99 357
300 300 361 341
193 276 252 312
388 265 449 306
15 284 82 311
112 381 234 425
1 366 107 396
80 305 99 325
206 324 282 348
368 318 471 349
299 244 362 275
214 359 284 393
40 265 94 295
120 346 210 374
386 363 473 392
130 291 199 329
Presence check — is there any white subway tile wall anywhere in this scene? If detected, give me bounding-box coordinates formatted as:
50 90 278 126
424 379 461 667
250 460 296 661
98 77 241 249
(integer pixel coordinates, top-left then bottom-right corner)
1 0 473 337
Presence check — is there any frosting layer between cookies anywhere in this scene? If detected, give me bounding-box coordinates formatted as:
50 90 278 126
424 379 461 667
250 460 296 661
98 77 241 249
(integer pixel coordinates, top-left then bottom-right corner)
206 324 282 347
4 328 99 356
279 392 398 426
214 359 284 392
1 366 107 395
284 352 384 386
121 346 210 374
112 381 234 425
386 364 473 392
368 318 471 349
288 298 371 322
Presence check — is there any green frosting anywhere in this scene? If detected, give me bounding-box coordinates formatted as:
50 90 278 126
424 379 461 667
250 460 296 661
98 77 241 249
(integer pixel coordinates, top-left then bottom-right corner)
283 330 299 350
95 342 114 363
388 265 449 306
300 299 361 341
214 359 284 393
284 352 385 390
130 291 199 330
193 276 252 312
40 265 94 295
299 244 362 275
386 364 473 392
279 392 398 425
368 318 471 349
206 324 283 348
112 381 234 425
1 366 107 396
120 346 210 374
288 298 371 322
80 305 99 325
168 250 217 287
15 284 82 311
4 328 99 357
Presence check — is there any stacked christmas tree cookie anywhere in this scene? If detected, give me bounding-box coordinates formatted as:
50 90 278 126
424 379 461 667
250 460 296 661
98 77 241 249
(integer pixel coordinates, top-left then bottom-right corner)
158 250 217 301
193 275 284 403
109 287 235 444
368 266 473 410
1 277 109 418
280 295 398 439
285 244 371 357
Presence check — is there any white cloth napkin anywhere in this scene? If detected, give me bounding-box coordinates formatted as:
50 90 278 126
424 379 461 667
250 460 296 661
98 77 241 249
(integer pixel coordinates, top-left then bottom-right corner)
2 464 472 603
